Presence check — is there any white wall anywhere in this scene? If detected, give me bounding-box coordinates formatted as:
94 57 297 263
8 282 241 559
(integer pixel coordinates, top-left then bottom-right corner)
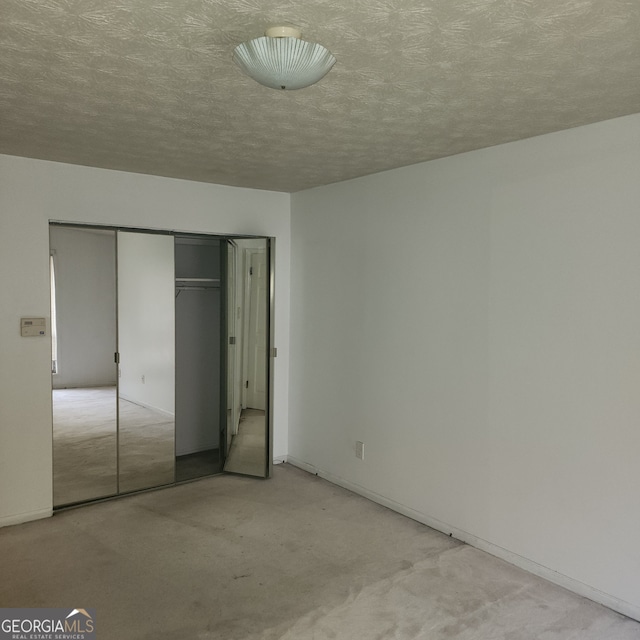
289 114 640 619
49 226 117 388
118 232 175 415
0 154 290 527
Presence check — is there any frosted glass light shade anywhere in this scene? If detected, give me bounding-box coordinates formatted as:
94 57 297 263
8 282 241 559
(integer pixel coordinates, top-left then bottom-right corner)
233 35 336 90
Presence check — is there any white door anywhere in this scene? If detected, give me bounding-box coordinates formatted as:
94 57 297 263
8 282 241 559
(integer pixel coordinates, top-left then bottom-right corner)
246 250 267 410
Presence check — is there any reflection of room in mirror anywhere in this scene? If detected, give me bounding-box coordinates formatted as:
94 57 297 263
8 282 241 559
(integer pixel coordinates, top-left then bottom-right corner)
118 231 176 493
117 396 175 493
223 238 269 478
53 387 118 506
50 225 120 507
224 409 266 476
53 387 179 504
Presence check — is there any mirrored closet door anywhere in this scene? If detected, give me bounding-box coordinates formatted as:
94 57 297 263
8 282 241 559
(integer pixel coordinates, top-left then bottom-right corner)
117 231 176 493
51 225 273 508
222 238 270 478
50 226 119 506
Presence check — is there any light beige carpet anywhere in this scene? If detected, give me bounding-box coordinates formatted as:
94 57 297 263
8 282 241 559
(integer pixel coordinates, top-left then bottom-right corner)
52 387 119 505
1 464 637 640
53 387 175 505
224 409 266 477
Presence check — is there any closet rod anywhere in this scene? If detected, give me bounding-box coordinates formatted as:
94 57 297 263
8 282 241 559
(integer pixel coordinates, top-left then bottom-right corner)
175 285 220 291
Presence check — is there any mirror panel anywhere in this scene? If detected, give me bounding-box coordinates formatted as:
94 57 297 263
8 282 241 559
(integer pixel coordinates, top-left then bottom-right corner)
223 238 269 478
51 226 273 507
117 231 176 493
50 226 118 506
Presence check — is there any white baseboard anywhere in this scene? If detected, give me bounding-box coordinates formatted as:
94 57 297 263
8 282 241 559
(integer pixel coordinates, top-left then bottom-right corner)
0 508 52 529
286 456 640 623
118 394 174 419
273 456 287 465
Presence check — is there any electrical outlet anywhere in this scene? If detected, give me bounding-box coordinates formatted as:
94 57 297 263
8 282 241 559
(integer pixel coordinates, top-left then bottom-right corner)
356 441 365 460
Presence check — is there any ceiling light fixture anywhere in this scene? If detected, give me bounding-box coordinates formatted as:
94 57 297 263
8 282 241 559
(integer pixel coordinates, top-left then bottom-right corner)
233 26 336 90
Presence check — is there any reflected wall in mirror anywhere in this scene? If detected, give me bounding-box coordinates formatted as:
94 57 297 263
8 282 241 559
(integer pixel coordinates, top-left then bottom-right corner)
50 226 118 507
223 238 269 478
117 231 176 493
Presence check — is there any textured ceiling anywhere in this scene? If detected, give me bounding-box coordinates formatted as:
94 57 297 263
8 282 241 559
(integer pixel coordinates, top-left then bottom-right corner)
1 0 639 192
